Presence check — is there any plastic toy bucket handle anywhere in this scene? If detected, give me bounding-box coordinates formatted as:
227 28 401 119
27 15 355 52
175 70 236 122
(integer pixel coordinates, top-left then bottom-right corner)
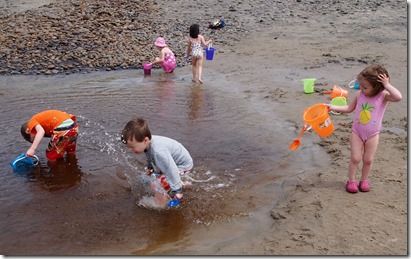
12 154 39 166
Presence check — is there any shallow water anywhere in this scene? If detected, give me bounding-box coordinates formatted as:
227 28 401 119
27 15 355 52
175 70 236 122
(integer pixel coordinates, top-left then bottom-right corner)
0 68 329 255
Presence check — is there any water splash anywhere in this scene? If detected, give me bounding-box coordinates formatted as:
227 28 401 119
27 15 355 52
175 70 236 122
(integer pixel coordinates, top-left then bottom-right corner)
137 195 170 210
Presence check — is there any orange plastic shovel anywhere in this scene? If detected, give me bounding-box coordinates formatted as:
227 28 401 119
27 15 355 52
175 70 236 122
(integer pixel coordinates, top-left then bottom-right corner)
289 124 311 150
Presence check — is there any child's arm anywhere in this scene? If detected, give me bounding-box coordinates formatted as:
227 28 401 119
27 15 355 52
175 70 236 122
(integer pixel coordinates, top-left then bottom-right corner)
327 92 358 114
26 124 45 157
154 151 184 198
186 39 192 58
151 48 167 65
200 35 212 46
379 73 402 102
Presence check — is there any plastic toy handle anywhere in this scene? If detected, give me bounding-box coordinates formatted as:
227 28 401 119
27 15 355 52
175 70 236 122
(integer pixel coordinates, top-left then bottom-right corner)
349 79 360 89
15 153 26 163
11 153 40 168
32 155 39 165
13 153 39 166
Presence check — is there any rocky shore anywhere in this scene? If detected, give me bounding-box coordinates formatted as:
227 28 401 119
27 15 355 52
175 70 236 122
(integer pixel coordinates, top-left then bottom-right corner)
0 0 161 75
0 0 401 75
0 0 239 75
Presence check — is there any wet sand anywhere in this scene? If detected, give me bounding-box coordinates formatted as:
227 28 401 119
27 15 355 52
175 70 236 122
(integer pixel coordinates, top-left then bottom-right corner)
147 0 408 255
0 0 408 255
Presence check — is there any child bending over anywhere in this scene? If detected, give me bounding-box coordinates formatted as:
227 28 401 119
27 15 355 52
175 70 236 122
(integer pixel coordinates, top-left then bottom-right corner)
121 117 193 204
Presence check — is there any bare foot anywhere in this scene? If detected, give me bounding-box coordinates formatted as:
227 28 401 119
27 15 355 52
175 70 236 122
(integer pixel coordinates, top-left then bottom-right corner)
199 79 203 84
192 79 196 83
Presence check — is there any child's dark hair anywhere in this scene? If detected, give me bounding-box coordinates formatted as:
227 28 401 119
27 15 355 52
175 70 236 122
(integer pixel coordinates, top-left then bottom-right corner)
357 64 389 97
189 24 200 38
121 117 151 144
21 122 31 142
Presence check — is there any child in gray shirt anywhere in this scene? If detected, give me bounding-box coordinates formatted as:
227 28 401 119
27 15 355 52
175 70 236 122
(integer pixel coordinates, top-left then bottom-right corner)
121 117 193 200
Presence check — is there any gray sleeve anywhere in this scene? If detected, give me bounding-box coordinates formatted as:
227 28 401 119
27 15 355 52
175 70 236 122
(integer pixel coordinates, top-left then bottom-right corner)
153 150 182 191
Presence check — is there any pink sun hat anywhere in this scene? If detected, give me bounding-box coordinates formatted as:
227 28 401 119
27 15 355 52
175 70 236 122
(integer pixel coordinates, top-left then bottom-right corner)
154 37 167 47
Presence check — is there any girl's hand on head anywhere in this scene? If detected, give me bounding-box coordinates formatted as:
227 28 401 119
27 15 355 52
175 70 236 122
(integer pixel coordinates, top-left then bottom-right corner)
377 73 389 86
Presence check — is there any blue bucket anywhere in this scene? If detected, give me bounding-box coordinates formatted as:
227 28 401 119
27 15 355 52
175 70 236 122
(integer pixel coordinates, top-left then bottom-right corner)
349 79 360 90
10 153 39 173
204 46 215 60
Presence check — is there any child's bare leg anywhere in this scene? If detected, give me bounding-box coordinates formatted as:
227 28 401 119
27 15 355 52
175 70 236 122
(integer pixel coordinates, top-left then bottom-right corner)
198 57 204 84
191 57 197 82
360 134 379 181
66 141 77 156
348 132 363 181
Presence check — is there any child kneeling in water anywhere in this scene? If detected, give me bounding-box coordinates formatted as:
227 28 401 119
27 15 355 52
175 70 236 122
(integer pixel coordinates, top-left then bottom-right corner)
121 117 193 205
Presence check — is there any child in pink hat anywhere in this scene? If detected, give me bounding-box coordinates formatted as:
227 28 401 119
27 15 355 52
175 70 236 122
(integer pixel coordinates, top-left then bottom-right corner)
148 37 176 73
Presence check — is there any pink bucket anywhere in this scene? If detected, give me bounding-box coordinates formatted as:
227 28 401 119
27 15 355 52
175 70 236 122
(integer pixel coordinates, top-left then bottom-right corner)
143 63 152 75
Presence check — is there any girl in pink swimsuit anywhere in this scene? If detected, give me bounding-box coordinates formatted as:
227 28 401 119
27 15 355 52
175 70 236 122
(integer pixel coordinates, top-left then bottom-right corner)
327 64 402 193
149 37 176 73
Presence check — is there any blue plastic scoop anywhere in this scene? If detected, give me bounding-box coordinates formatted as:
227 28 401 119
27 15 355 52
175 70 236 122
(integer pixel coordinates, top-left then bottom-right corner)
167 198 180 207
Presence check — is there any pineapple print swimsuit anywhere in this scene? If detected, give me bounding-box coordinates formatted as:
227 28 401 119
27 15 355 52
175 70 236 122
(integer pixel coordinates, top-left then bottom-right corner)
352 91 386 142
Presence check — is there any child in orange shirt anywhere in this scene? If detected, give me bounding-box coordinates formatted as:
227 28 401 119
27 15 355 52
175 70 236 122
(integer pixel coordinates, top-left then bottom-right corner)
21 110 79 160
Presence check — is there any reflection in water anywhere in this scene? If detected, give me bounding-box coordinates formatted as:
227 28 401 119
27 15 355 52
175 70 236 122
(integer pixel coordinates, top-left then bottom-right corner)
154 74 176 119
131 210 185 255
188 85 214 120
35 155 82 192
188 86 204 120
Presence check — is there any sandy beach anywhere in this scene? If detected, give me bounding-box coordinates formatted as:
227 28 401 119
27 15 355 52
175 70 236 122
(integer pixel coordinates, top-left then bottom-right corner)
0 0 407 255
189 1 408 255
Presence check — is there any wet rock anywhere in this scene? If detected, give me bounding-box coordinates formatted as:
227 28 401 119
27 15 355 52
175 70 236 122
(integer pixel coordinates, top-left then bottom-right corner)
271 211 287 220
